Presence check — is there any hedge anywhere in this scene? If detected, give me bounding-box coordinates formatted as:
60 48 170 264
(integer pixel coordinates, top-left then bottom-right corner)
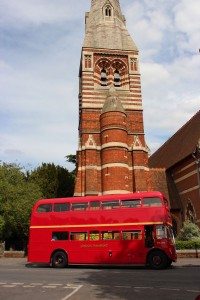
175 240 200 250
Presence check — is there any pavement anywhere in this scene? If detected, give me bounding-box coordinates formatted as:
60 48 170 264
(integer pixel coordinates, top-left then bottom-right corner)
0 257 200 267
174 257 200 267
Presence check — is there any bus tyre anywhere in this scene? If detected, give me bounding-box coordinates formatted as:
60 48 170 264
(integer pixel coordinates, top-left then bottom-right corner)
148 250 168 270
52 251 68 268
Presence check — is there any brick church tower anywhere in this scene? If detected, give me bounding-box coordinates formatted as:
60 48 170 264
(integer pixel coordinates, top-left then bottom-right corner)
74 0 150 196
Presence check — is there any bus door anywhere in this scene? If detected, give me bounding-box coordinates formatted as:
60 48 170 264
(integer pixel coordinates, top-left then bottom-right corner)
144 225 154 248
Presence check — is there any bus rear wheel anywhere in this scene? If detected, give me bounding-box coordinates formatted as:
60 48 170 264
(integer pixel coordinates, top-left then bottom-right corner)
148 250 168 270
51 251 68 268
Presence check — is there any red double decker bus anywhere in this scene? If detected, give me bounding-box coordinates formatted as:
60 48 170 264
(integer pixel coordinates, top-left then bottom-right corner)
28 191 177 269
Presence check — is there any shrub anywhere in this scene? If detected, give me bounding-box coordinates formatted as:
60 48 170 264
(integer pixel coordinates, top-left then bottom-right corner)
175 239 200 250
177 221 200 241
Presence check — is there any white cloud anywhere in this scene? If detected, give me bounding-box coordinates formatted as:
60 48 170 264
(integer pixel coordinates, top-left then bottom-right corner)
0 0 199 168
123 0 200 153
0 0 90 26
173 0 200 53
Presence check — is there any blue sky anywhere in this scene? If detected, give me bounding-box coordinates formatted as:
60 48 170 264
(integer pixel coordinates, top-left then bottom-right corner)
0 0 200 171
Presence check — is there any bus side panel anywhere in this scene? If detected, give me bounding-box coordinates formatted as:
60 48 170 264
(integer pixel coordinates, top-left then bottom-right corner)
66 240 147 265
66 227 146 265
116 240 146 264
66 241 110 264
28 229 52 263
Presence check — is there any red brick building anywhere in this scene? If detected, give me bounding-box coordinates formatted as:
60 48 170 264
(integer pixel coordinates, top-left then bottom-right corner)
149 111 200 233
73 0 200 233
74 0 150 196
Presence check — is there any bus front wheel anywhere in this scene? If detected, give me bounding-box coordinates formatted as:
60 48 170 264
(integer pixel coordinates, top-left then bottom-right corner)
51 251 68 268
148 250 168 270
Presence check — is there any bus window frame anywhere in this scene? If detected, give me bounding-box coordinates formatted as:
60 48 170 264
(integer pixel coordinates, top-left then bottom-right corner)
70 232 88 241
102 200 120 210
54 202 70 212
90 201 101 210
122 230 142 240
121 199 141 208
36 204 52 213
101 231 120 240
52 231 69 241
89 231 100 241
142 197 163 207
72 202 89 211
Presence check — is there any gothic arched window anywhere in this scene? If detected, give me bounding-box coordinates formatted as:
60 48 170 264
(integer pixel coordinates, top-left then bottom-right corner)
105 5 112 17
186 201 196 223
114 69 120 87
85 55 92 69
101 68 107 86
130 58 137 71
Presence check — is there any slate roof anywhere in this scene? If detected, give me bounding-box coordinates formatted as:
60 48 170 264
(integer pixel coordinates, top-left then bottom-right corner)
149 110 200 169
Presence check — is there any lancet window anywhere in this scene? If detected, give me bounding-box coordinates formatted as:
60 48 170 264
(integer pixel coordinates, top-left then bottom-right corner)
130 58 137 71
85 55 92 69
186 201 196 223
101 68 107 86
105 5 112 17
114 69 121 87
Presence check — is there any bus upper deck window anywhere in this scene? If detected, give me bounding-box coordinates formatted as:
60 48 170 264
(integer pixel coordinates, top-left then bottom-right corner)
102 200 120 210
72 202 88 211
37 204 52 213
90 201 100 210
54 203 70 212
143 197 162 207
121 199 141 208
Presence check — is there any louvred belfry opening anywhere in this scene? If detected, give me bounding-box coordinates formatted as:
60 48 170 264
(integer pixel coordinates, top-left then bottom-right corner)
74 0 150 196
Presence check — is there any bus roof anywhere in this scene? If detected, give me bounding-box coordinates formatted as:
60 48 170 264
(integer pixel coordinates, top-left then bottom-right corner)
34 191 166 205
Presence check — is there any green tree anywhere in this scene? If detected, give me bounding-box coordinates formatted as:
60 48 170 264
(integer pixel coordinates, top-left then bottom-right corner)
0 162 42 245
29 163 75 198
66 154 76 165
178 220 200 241
65 154 77 178
57 165 75 197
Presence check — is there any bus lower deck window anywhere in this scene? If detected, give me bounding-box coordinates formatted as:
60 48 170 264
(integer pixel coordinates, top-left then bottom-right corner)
52 232 68 240
102 231 120 240
70 232 88 241
122 230 142 240
156 225 167 239
90 231 100 240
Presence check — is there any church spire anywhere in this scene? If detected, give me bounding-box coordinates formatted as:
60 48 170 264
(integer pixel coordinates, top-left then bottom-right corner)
84 0 138 51
74 0 149 196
